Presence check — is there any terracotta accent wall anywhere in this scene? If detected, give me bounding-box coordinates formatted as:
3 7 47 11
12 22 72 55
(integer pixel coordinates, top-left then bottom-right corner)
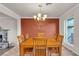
21 18 59 38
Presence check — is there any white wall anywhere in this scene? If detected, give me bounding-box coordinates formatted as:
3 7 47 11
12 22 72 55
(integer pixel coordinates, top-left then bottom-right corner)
60 4 79 55
17 19 21 35
0 17 18 45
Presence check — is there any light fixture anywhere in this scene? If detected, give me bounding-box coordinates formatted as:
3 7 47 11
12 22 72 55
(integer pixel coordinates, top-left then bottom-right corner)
33 4 47 21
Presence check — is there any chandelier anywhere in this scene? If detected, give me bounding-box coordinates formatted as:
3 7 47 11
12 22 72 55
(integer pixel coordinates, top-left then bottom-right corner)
33 4 47 21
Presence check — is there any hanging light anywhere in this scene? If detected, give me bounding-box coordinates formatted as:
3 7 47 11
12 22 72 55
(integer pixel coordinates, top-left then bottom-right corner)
33 4 47 21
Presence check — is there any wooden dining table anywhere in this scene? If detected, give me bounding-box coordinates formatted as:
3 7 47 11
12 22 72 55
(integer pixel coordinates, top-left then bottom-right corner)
20 37 60 56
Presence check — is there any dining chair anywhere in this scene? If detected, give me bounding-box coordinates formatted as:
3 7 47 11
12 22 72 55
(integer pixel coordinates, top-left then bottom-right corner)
17 35 33 56
33 37 47 56
17 35 25 55
49 35 64 56
57 35 64 56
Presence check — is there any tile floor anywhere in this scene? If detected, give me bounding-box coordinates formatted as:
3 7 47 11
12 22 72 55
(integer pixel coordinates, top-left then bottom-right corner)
1 46 77 56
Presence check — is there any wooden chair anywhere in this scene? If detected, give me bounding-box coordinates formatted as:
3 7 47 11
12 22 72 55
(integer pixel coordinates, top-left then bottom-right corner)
49 35 64 56
33 38 47 56
17 35 25 44
17 35 25 56
17 35 33 56
57 35 64 56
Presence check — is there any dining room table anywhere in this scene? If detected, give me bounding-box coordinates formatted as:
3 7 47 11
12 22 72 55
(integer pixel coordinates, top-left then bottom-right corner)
20 37 60 56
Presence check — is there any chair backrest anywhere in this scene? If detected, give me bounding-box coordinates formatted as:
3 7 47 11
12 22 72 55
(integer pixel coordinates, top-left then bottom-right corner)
33 37 47 46
17 35 25 43
57 35 64 44
33 37 47 56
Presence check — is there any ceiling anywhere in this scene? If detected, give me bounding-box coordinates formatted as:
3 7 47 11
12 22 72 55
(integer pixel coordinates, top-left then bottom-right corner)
2 3 77 17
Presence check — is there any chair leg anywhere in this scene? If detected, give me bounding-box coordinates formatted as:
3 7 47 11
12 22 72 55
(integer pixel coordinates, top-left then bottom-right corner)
33 48 35 56
46 48 48 56
49 50 51 56
58 47 61 56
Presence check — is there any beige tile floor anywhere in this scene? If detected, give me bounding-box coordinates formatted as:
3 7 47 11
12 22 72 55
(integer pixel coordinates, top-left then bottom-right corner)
1 46 77 56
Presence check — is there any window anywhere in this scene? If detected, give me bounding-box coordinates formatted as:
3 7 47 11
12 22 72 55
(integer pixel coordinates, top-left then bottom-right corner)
65 17 74 46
